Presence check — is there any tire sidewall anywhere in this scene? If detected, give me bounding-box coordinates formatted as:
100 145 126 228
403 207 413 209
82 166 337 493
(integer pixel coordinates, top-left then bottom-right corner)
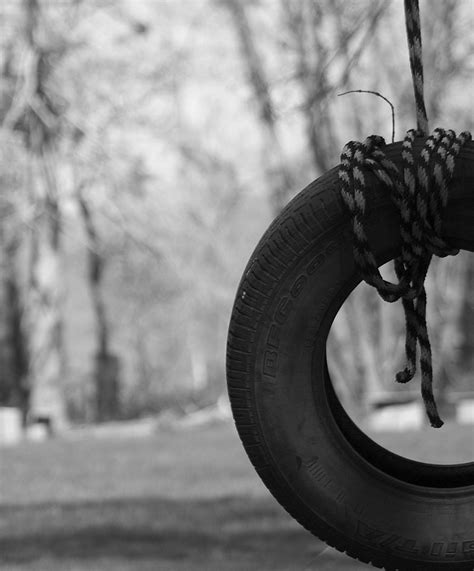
252 226 474 568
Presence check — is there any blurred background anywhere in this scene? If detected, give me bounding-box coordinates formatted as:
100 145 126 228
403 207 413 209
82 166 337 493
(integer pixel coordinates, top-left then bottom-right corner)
0 1 472 569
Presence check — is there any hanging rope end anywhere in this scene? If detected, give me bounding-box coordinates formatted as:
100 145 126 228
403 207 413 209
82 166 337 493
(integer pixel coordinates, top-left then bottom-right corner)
396 369 414 384
429 416 444 429
422 387 445 428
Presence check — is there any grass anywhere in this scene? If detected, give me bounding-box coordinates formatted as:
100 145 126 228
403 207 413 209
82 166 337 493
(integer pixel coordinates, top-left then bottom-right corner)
0 421 472 570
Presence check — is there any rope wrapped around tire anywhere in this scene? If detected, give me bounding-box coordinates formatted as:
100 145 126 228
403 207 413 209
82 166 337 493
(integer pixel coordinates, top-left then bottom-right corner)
226 138 474 570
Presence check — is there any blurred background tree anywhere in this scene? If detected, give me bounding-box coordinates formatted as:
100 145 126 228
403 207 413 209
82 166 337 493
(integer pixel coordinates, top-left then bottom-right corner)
0 0 472 428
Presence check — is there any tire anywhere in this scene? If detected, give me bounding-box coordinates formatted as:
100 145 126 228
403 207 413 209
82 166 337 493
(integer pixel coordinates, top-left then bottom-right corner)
226 139 474 570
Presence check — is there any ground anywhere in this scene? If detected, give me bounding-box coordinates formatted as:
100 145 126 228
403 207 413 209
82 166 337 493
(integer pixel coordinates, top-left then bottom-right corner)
0 421 472 570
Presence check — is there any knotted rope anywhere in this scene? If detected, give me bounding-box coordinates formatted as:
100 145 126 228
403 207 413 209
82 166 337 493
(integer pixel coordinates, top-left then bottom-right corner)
338 0 471 427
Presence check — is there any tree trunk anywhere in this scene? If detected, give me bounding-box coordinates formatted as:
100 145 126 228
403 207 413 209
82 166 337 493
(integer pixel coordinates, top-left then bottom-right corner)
0 15 29 420
17 0 68 430
95 352 121 422
77 189 121 422
282 2 338 175
27 234 66 428
27 157 67 429
0 213 25 409
224 0 293 215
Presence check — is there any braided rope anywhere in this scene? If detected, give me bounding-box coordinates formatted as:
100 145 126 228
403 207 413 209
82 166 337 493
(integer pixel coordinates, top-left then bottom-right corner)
404 0 429 135
339 129 472 427
338 0 471 427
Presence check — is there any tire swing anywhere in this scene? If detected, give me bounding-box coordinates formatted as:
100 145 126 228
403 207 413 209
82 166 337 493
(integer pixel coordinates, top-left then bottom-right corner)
226 2 474 569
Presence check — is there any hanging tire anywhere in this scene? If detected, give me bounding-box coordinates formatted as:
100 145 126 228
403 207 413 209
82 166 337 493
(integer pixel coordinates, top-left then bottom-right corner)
226 139 474 570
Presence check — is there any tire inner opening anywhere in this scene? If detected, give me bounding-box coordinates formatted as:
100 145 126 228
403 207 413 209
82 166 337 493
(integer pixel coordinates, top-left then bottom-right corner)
324 258 474 488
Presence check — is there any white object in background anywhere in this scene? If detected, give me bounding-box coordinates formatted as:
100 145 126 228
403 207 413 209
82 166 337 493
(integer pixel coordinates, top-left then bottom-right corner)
457 399 474 425
0 407 23 446
368 402 424 432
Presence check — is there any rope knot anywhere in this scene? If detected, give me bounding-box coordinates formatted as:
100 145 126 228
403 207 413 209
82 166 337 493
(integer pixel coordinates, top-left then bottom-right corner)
339 129 471 428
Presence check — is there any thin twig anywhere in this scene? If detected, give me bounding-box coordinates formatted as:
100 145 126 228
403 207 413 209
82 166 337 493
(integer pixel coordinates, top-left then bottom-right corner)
338 89 396 143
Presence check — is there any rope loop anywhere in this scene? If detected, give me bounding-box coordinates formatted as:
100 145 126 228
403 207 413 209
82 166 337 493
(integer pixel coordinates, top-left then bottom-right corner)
339 129 472 428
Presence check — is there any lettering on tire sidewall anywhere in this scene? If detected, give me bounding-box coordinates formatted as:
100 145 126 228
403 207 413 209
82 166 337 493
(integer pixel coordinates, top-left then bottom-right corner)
262 239 340 378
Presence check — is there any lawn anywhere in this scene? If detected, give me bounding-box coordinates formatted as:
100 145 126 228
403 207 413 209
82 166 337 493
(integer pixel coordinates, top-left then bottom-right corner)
0 420 472 570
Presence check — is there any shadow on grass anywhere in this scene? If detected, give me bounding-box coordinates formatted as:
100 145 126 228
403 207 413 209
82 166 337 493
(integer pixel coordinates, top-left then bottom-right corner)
0 495 329 568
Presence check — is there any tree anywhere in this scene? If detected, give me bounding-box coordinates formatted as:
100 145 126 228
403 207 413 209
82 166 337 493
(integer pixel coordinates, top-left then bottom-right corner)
4 0 69 428
0 35 29 416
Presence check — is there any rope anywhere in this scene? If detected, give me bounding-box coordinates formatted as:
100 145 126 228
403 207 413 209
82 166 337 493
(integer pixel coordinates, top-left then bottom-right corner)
339 129 471 428
404 0 429 135
338 1 471 427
